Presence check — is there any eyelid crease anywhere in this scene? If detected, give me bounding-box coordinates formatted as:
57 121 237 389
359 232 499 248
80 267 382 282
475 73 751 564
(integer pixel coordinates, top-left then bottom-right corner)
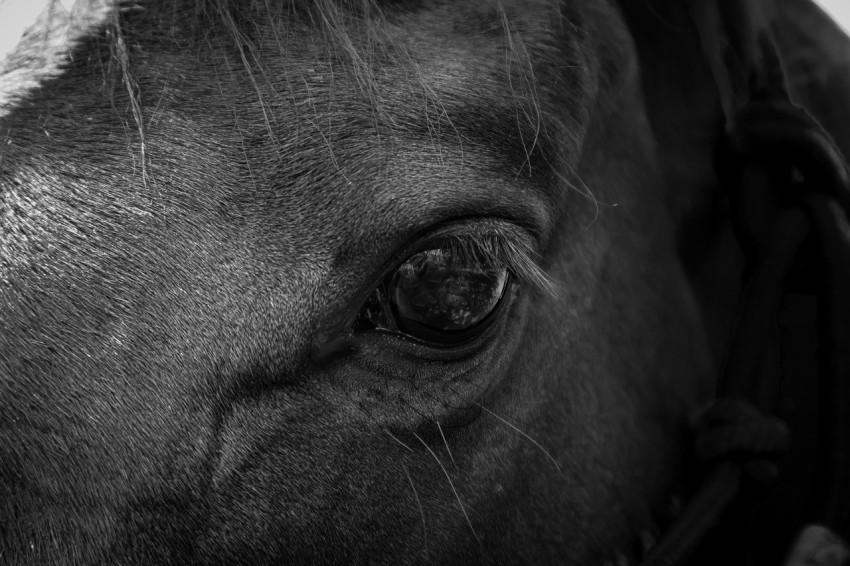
441 232 556 298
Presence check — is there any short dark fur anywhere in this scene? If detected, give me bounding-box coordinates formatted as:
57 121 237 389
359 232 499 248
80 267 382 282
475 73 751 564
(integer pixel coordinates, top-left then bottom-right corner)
2 0 847 564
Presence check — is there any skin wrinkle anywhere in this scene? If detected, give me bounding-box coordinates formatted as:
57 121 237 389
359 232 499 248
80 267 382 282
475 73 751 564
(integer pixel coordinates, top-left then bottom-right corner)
11 0 835 564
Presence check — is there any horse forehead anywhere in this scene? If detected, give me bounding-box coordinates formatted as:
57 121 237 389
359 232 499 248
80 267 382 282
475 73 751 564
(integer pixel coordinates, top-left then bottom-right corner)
209 0 615 237
0 0 630 271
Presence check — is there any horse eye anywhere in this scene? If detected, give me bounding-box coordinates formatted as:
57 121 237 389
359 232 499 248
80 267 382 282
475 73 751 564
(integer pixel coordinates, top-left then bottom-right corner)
356 247 509 345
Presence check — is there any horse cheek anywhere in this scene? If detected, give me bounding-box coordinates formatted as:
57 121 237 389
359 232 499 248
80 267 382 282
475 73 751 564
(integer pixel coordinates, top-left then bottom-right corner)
510 90 715 555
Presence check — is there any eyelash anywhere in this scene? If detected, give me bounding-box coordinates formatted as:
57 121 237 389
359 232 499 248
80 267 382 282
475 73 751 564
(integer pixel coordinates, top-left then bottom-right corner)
421 231 551 293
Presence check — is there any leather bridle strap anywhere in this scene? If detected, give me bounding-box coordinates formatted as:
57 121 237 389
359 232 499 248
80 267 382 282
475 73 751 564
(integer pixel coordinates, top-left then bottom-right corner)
729 100 850 540
640 1 850 564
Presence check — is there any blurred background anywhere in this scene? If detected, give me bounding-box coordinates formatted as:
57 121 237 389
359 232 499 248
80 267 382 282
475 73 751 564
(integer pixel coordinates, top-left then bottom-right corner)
816 0 850 34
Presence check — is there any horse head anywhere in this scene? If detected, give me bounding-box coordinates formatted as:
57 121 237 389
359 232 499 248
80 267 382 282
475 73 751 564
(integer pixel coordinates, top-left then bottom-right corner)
1 1 847 564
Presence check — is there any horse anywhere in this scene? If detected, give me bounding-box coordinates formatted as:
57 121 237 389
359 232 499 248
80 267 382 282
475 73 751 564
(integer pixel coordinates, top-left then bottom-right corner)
1 0 848 564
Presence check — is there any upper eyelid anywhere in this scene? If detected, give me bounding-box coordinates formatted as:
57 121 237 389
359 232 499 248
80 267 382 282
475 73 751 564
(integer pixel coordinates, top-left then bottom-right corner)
429 233 554 296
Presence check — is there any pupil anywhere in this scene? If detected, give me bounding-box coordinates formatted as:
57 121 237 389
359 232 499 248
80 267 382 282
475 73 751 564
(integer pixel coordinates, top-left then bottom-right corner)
390 248 508 333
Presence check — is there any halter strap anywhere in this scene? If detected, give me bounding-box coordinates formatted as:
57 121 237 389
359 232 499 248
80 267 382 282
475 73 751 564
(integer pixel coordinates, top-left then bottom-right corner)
640 1 850 564
689 0 786 118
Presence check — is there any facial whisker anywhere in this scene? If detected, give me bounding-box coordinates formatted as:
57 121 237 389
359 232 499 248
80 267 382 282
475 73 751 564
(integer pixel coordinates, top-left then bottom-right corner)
435 421 456 466
439 381 563 478
412 431 480 546
403 464 428 557
384 428 414 452
476 403 564 478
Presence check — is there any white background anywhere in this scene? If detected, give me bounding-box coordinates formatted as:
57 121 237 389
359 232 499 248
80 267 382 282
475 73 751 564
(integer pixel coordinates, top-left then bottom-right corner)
816 0 850 34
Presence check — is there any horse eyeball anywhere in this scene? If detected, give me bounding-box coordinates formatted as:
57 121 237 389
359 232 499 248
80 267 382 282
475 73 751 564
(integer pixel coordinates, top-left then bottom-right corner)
388 248 508 342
